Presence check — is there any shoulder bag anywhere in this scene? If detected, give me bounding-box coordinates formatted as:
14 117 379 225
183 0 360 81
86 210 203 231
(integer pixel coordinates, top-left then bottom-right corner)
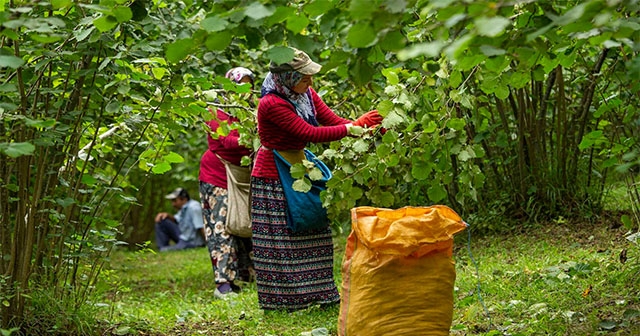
216 154 252 237
272 149 332 232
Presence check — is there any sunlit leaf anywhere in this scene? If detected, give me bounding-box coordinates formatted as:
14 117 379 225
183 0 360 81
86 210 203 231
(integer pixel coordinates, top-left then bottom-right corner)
308 167 324 181
163 152 184 163
377 100 394 116
292 178 312 192
479 45 506 56
286 14 310 34
352 139 369 153
151 162 171 174
52 0 72 9
93 15 118 32
398 40 445 60
304 0 333 17
475 16 511 37
113 6 132 22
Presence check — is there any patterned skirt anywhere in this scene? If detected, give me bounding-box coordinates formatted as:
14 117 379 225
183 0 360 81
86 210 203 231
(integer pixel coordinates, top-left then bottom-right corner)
199 181 254 285
251 177 340 311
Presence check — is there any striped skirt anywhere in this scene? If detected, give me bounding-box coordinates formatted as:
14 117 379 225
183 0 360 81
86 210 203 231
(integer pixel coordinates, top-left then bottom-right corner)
250 177 340 311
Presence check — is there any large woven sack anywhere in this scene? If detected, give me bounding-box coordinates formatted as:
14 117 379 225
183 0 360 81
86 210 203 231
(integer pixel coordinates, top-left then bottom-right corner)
338 206 467 336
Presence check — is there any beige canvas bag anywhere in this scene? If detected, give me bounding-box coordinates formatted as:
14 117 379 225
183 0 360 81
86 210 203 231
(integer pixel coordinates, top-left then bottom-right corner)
216 154 252 237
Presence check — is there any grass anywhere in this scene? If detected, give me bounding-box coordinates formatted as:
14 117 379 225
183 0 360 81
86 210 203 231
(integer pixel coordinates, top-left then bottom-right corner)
93 219 639 336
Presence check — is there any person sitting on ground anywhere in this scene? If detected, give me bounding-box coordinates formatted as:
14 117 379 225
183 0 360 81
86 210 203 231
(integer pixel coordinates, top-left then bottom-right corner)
154 187 207 252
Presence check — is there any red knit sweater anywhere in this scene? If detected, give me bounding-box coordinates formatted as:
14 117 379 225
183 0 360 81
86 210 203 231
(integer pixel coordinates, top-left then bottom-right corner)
199 109 252 189
252 88 351 179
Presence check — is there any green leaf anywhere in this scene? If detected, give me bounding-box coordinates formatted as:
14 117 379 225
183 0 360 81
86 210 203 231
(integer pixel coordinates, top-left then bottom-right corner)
411 160 431 180
245 2 274 20
495 85 509 100
52 0 72 9
304 0 334 17
509 71 529 89
381 110 404 128
379 30 406 51
0 83 17 92
106 101 121 113
347 22 376 48
479 45 506 56
266 46 295 65
578 131 604 150
151 67 165 79
427 184 447 202
352 139 369 153
74 26 94 42
81 174 98 186
163 152 184 163
266 6 295 26
166 38 194 63
290 164 307 179
620 215 632 230
376 143 391 157
1 142 35 158
0 55 24 69
56 197 75 208
475 16 511 37
381 68 399 85
398 40 445 60
308 167 324 181
24 118 56 128
151 162 171 174
93 15 118 32
201 16 228 32
377 100 394 116
447 118 465 131
292 178 312 192
205 32 232 51
286 14 310 34
349 0 377 20
113 6 132 22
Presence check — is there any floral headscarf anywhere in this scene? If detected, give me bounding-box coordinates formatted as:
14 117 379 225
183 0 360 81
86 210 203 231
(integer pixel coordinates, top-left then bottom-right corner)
260 71 318 126
225 67 255 84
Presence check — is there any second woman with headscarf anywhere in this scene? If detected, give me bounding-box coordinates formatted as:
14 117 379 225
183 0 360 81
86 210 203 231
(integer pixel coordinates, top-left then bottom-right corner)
199 67 256 299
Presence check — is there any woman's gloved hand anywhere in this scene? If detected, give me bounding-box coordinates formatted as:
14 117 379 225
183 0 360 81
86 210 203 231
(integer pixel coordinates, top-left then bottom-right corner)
353 110 383 128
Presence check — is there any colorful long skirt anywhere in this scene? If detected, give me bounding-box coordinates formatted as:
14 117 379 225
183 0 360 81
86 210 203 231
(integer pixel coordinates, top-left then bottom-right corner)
250 177 340 311
199 181 254 285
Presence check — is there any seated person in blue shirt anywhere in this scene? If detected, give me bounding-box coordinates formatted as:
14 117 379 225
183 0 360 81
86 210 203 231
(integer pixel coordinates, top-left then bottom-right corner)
154 187 206 251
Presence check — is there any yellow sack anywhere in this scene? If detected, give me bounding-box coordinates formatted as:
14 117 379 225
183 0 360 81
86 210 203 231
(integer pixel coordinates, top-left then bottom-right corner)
338 206 467 336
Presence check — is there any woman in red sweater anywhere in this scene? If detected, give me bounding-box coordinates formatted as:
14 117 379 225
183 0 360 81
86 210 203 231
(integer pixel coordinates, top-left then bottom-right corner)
199 67 255 298
251 49 382 311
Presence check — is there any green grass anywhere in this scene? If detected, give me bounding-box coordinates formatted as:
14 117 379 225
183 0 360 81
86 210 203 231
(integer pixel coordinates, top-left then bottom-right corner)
93 222 639 336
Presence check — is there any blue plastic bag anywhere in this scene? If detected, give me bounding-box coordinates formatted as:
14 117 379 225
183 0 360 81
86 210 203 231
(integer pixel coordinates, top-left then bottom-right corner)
273 149 332 232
